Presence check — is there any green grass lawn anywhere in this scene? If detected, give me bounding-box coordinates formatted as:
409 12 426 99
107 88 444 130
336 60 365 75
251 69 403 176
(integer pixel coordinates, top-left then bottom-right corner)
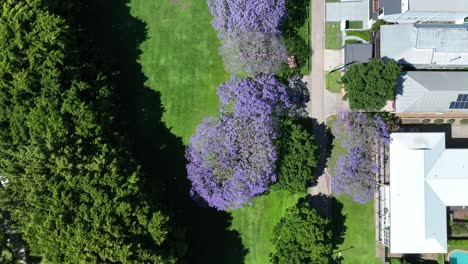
326 22 342 50
346 30 372 42
326 71 342 93
334 195 381 264
347 21 363 29
130 0 229 143
230 190 301 264
327 116 382 264
297 2 311 75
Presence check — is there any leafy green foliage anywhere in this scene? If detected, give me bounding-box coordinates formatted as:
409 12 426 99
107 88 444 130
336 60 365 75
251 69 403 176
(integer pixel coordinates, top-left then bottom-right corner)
0 1 175 262
280 0 310 68
276 119 317 193
342 59 401 110
270 198 332 264
370 19 394 32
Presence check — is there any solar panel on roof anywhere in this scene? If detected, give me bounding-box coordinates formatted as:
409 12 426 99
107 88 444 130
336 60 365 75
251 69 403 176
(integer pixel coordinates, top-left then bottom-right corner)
448 94 468 109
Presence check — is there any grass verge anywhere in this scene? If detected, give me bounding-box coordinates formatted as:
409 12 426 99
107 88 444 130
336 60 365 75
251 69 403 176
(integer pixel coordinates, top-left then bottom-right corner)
326 22 342 50
130 0 229 143
230 190 301 264
326 71 342 93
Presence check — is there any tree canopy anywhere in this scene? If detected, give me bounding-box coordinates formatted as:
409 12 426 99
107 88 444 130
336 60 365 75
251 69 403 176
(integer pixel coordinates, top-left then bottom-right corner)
270 198 332 264
331 111 390 203
208 0 288 75
0 0 175 262
342 59 401 110
186 75 290 210
275 119 317 193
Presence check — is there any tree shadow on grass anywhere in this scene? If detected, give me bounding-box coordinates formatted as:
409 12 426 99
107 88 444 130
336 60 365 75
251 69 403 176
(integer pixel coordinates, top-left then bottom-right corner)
77 0 247 263
306 195 347 255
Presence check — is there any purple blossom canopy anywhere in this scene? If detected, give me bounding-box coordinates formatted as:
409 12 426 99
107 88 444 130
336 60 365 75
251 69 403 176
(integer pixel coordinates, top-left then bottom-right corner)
186 75 290 210
331 111 390 203
218 31 287 76
207 0 286 35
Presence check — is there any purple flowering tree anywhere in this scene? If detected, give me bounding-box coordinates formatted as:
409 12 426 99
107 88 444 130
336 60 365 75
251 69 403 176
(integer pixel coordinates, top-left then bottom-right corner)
331 111 390 203
207 0 286 35
186 75 290 210
219 31 287 76
207 0 288 75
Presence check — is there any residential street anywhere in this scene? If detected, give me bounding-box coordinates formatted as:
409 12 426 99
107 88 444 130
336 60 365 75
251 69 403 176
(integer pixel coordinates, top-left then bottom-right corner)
305 0 326 124
305 0 331 198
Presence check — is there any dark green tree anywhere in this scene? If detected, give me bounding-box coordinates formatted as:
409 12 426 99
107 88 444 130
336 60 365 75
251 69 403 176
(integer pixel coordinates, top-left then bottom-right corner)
270 198 332 264
342 59 401 110
276 119 317 193
0 0 176 262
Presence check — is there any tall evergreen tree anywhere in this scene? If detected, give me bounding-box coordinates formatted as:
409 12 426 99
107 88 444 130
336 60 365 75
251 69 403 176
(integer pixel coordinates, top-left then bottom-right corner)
0 0 175 262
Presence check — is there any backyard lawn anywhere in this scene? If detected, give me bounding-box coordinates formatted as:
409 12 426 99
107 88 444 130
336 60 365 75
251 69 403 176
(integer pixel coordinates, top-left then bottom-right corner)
130 0 228 143
346 30 372 42
230 190 301 264
326 22 342 50
327 116 382 264
326 71 342 93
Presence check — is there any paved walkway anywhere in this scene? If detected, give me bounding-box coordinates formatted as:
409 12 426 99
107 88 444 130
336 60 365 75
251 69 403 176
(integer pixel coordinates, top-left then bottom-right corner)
324 49 342 71
304 0 326 124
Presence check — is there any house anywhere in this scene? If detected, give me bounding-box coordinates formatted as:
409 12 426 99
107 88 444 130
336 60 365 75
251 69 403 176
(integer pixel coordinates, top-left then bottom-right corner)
394 71 468 118
344 43 373 65
383 0 468 24
326 0 382 30
389 132 468 253
381 24 468 68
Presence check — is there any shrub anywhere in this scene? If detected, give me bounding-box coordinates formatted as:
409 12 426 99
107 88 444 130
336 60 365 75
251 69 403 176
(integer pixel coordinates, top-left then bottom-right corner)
451 222 468 235
434 119 444 124
421 119 431 124
446 119 455 124
449 238 468 246
460 119 468 125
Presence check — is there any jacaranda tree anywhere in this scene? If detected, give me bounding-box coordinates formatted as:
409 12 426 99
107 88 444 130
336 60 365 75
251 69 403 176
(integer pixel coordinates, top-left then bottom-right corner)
207 0 288 75
331 111 390 203
186 75 290 210
208 0 286 35
219 31 287 76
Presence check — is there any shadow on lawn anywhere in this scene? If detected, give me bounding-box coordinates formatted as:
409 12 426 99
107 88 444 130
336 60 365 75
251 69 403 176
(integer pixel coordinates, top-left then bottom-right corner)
77 0 247 263
307 194 347 250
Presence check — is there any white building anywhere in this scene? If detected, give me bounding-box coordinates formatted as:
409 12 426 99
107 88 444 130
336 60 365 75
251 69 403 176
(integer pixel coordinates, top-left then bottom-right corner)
390 133 468 253
381 24 468 68
383 0 468 24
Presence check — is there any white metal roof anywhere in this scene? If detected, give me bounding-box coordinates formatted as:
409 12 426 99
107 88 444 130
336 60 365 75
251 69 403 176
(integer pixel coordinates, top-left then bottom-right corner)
409 0 468 12
381 24 468 66
390 133 468 254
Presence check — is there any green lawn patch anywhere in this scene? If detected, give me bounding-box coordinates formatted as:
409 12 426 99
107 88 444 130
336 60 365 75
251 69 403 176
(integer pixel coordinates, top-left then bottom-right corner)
327 116 381 264
130 0 229 143
326 22 342 50
347 21 363 29
326 71 342 93
297 7 311 75
346 30 371 42
334 195 381 264
230 190 301 264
